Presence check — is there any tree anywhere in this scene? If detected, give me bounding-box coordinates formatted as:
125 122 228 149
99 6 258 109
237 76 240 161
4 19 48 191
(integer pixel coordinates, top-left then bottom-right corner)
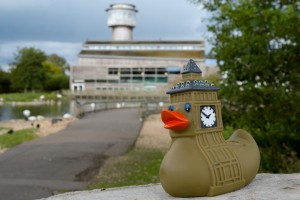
42 54 70 91
0 68 11 93
191 0 300 172
10 47 47 92
9 48 69 92
47 53 70 74
43 74 69 91
42 61 64 75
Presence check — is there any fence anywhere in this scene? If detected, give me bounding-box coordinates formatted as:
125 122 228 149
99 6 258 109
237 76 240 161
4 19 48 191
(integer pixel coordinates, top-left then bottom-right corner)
64 90 170 119
73 100 169 120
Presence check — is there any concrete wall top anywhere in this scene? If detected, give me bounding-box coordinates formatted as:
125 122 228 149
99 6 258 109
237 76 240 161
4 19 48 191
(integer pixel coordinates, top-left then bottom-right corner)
41 174 300 200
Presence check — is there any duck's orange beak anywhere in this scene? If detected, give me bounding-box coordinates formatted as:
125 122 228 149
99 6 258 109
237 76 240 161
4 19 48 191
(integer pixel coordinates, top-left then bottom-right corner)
161 110 189 132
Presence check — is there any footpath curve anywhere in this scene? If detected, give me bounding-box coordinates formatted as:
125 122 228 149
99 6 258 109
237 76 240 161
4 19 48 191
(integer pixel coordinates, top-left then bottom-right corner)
0 109 142 200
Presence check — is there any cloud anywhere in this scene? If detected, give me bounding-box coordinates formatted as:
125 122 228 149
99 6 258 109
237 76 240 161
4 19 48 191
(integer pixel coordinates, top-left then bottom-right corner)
134 0 204 40
0 0 110 42
0 0 212 70
0 0 206 42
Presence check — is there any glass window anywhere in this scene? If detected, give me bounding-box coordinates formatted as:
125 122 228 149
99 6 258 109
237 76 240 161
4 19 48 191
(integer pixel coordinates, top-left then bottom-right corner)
157 68 167 75
85 79 96 83
157 77 168 83
120 77 131 83
145 68 155 75
145 77 155 83
121 68 131 74
108 68 118 75
167 67 181 74
132 77 143 83
108 80 118 83
132 68 143 75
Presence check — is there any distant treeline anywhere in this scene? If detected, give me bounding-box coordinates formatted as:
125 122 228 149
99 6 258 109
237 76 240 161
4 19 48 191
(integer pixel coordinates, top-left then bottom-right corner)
0 47 69 93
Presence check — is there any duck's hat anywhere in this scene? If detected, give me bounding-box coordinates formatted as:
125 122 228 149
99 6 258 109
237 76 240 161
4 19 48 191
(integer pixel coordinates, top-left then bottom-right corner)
167 59 219 94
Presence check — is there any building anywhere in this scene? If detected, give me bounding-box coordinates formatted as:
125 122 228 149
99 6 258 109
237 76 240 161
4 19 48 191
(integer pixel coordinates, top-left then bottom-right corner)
70 3 206 92
106 3 138 41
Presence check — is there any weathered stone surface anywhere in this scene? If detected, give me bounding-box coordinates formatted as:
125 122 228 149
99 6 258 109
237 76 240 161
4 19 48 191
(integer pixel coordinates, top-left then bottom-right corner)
41 173 300 200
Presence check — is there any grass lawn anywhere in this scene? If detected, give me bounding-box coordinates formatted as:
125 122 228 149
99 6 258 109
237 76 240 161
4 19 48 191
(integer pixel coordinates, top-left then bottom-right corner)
0 92 59 102
87 148 165 190
0 128 38 149
87 126 236 190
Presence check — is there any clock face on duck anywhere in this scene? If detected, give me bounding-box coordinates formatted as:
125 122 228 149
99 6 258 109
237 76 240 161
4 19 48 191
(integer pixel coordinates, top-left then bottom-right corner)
200 105 217 128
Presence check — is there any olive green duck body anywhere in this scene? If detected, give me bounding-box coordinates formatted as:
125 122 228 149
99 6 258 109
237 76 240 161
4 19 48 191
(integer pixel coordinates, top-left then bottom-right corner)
160 129 260 197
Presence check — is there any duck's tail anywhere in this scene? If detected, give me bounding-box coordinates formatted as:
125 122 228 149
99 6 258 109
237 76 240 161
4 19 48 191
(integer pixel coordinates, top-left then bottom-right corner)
227 129 257 145
227 129 260 185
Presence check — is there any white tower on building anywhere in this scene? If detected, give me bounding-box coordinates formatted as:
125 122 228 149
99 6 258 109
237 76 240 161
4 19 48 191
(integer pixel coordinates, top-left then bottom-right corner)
106 3 138 41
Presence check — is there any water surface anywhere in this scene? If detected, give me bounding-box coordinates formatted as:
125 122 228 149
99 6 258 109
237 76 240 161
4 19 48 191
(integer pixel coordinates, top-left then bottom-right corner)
0 100 74 121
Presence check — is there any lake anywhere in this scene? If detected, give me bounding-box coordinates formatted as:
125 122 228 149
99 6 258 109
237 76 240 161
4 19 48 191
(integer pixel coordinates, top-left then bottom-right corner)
0 100 76 121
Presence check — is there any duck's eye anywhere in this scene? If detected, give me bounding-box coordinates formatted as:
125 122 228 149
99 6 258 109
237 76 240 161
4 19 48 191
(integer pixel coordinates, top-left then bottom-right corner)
169 105 174 111
185 103 191 112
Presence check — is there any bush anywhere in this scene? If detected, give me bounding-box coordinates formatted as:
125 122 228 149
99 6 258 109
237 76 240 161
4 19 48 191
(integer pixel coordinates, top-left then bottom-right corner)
0 70 11 93
44 75 69 91
193 0 300 173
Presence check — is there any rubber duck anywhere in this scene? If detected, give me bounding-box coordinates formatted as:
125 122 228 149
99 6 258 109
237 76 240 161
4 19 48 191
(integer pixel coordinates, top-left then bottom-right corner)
160 59 260 197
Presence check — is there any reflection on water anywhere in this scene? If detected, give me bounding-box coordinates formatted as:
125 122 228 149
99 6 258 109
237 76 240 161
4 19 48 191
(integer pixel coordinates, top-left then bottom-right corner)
0 100 76 121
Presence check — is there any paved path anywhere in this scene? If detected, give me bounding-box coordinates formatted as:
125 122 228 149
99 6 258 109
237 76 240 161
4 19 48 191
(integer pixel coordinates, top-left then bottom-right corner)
0 109 142 200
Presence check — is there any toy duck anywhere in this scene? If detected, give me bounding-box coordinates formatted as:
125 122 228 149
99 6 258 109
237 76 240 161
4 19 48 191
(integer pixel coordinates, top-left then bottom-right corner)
160 59 260 197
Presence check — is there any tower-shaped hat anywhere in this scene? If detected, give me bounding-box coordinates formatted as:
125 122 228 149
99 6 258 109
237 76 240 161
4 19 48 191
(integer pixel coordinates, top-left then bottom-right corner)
167 59 219 94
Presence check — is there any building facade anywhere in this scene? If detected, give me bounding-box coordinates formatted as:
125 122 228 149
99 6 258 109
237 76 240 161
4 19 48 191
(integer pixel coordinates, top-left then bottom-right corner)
70 3 206 92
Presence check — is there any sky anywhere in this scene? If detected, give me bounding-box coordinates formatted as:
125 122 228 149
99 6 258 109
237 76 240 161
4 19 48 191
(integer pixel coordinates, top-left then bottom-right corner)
0 0 212 71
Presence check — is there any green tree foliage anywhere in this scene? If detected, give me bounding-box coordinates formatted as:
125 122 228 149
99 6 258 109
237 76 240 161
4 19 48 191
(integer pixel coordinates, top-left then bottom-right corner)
191 0 300 172
47 54 67 67
47 53 70 74
42 54 70 91
42 61 64 75
9 48 69 92
0 68 11 93
10 47 47 92
43 75 69 91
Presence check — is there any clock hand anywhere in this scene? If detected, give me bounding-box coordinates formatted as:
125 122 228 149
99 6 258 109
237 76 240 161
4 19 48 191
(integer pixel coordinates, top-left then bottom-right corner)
201 112 209 118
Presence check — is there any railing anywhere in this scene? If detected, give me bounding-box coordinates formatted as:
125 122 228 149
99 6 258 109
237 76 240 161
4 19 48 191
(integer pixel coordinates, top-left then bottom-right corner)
72 99 169 119
63 90 169 102
63 90 170 119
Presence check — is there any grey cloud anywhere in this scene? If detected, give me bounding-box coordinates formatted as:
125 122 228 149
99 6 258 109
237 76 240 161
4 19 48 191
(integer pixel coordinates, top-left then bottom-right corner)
0 0 208 69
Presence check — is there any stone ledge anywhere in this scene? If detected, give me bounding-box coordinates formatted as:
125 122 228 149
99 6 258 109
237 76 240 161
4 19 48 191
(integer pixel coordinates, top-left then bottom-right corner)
41 174 300 200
